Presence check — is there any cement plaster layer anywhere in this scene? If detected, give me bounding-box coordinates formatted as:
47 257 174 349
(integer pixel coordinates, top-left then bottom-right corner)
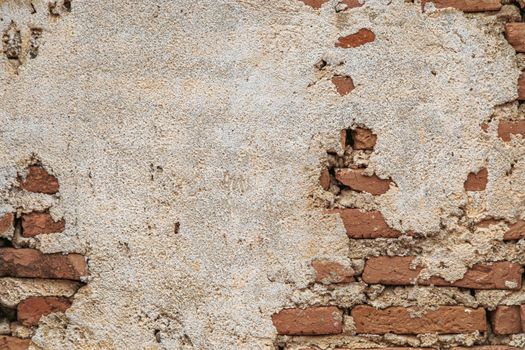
0 0 520 348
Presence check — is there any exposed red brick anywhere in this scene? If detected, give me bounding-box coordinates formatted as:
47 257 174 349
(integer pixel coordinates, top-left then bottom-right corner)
0 248 88 281
19 166 59 194
21 212 65 237
504 220 525 240
335 169 391 195
298 0 326 9
341 348 431 350
422 0 501 12
335 209 402 238
17 296 72 327
362 256 523 290
506 23 525 53
519 73 525 101
498 121 525 142
490 306 522 335
351 127 377 150
340 129 348 149
312 259 354 284
336 28 375 48
0 212 14 236
0 337 30 350
320 168 331 191
521 305 525 333
332 76 355 96
352 305 487 334
464 168 488 191
272 306 342 335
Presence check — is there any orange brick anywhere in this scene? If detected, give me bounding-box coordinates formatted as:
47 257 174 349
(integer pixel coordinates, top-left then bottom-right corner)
20 166 59 194
491 306 522 335
335 169 391 195
332 76 355 96
0 248 88 281
21 212 65 237
352 305 487 334
498 121 525 142
464 168 488 191
362 256 522 290
422 0 501 12
0 336 30 350
272 306 343 335
17 296 72 327
506 23 525 53
351 127 377 150
336 28 375 48
335 209 402 238
0 213 14 237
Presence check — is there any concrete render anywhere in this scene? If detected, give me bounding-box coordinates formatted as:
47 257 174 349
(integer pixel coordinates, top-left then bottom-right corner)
0 0 522 348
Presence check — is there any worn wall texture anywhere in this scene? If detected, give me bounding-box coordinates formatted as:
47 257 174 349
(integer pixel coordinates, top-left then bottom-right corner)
0 0 525 349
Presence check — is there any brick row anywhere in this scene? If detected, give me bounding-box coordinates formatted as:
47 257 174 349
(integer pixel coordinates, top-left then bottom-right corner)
362 256 522 290
422 0 501 12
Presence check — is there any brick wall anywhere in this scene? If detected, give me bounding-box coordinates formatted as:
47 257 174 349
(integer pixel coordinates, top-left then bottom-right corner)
273 1 525 349
0 162 88 349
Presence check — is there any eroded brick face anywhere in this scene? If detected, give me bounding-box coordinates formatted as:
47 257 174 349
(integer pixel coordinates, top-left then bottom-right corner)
311 259 354 284
17 297 72 327
498 121 525 141
334 209 402 238
331 75 355 96
298 0 327 9
352 305 487 334
272 307 343 335
464 168 488 191
491 306 522 335
21 211 65 237
0 336 30 350
336 28 375 48
335 169 391 195
19 165 59 194
422 0 501 12
506 23 525 52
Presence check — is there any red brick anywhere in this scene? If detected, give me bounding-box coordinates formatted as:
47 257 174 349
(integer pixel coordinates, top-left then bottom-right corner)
17 296 72 327
298 0 326 9
362 256 522 290
521 305 525 332
335 209 402 238
464 168 488 191
0 213 14 236
312 259 354 284
0 248 88 281
498 121 525 142
422 0 501 12
352 305 487 334
351 127 377 150
332 76 355 96
21 212 65 237
0 337 30 350
340 348 431 350
335 169 391 195
339 0 363 10
336 28 375 48
272 306 343 335
491 306 521 335
506 23 525 53
520 73 525 101
320 168 331 191
19 166 59 194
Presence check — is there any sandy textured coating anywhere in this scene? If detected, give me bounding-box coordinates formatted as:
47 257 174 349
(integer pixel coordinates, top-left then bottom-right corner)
0 0 520 348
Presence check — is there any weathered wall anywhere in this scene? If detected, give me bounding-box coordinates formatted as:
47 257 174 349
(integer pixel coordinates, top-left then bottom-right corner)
0 0 525 349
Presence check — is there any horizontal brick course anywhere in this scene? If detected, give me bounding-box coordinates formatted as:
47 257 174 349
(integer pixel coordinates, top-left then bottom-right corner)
506 23 525 53
21 212 65 237
352 305 487 334
0 248 88 281
17 296 72 327
422 0 501 12
272 306 343 335
336 169 391 195
362 256 522 290
19 165 59 194
334 209 402 239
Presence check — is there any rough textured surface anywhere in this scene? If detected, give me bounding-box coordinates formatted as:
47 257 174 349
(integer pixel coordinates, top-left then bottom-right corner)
17 297 72 327
21 212 65 237
272 307 343 335
0 0 520 348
